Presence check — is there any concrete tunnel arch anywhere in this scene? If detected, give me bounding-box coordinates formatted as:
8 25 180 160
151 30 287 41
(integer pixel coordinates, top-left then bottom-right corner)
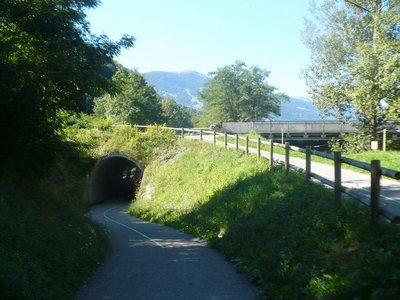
86 153 144 204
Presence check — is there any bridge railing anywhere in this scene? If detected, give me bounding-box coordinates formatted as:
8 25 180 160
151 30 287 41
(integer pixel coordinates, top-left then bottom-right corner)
133 125 400 226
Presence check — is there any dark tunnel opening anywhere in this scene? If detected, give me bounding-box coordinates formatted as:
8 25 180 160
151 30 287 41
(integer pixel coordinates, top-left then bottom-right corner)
87 154 143 204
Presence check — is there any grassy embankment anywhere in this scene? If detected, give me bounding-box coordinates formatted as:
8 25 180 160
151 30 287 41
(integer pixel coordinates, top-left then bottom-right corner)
0 117 178 300
218 132 400 171
0 143 107 300
130 139 400 299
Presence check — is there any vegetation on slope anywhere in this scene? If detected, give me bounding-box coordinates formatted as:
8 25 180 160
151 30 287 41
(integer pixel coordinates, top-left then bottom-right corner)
0 116 181 299
64 115 179 166
0 144 107 300
130 140 400 299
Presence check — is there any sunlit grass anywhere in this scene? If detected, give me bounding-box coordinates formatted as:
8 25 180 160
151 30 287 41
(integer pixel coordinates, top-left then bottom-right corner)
217 133 400 175
130 140 400 299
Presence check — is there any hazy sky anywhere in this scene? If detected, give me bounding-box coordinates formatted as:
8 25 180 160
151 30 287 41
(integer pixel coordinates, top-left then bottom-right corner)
86 0 316 98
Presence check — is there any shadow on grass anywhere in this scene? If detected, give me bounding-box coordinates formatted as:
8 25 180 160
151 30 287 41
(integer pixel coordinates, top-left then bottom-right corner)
169 166 400 299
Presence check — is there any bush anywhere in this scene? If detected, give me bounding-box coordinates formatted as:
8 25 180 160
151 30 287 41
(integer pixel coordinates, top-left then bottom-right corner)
329 132 372 153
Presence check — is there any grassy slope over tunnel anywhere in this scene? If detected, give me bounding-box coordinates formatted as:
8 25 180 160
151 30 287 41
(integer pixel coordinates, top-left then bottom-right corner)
0 120 182 299
130 140 400 299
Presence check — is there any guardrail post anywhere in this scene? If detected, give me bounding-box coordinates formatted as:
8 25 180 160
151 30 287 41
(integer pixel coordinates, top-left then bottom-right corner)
383 129 387 151
257 138 261 161
200 129 203 141
224 133 227 150
235 134 239 151
213 131 216 145
245 136 249 155
306 146 311 181
285 142 290 175
334 151 342 204
371 160 381 229
181 128 184 138
269 139 273 168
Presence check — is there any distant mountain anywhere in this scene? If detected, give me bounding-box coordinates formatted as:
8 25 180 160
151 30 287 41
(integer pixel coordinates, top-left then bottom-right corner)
274 97 322 121
145 71 209 109
145 70 324 120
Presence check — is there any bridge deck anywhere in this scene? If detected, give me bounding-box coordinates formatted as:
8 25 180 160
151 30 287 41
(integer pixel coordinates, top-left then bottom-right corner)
222 121 356 136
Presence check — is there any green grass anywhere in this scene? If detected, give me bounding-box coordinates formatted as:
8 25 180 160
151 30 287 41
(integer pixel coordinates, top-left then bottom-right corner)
64 119 179 166
217 133 333 164
130 140 400 299
218 133 400 175
0 144 107 300
0 117 186 299
346 150 400 171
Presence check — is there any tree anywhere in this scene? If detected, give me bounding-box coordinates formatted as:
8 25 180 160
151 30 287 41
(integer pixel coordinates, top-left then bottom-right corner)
303 0 400 139
94 67 164 125
199 61 287 124
0 0 134 177
161 98 193 128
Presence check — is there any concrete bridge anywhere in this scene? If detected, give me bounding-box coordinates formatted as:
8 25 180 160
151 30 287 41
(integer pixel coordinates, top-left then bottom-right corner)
222 121 356 141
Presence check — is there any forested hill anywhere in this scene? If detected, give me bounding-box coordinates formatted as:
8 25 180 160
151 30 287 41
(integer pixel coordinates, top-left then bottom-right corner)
145 71 323 120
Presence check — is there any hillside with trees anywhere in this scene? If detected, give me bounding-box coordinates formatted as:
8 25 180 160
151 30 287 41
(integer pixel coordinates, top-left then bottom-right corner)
93 66 194 128
145 70 324 121
2 0 400 298
0 0 134 177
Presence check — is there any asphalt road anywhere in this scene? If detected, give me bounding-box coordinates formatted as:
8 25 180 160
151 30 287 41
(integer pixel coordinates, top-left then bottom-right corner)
75 201 258 300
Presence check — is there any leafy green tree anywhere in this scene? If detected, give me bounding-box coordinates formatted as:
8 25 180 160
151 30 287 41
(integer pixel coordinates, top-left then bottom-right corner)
161 98 193 128
199 61 287 124
303 0 400 139
0 0 134 177
94 68 164 125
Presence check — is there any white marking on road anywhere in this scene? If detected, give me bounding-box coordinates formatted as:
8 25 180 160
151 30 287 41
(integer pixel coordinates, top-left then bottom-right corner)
103 205 165 248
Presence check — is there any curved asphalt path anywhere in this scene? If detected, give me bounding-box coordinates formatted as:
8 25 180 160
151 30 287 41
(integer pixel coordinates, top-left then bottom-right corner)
75 200 258 300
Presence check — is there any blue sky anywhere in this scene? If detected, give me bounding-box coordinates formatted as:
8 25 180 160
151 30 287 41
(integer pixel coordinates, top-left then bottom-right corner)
86 0 316 98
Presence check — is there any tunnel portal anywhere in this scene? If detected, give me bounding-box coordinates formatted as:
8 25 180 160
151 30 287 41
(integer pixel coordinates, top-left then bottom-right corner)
87 153 143 204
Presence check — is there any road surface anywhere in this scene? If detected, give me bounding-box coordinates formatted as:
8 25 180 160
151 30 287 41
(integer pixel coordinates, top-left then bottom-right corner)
76 201 258 300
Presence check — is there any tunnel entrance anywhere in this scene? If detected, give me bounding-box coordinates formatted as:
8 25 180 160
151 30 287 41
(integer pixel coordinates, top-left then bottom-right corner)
87 153 143 204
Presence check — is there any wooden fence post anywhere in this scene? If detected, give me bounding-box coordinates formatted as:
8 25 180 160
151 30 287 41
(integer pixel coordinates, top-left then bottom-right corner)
383 129 387 151
285 142 290 175
245 136 249 155
257 138 261 161
371 160 381 229
269 139 273 168
224 133 227 150
306 146 311 181
181 128 184 138
200 129 203 141
213 130 216 145
334 151 342 204
235 134 239 151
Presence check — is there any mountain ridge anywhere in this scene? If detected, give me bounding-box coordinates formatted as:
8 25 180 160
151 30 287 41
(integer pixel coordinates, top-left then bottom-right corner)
144 70 323 120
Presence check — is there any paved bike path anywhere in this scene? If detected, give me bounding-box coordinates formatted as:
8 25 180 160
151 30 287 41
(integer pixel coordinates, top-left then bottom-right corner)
76 201 258 300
